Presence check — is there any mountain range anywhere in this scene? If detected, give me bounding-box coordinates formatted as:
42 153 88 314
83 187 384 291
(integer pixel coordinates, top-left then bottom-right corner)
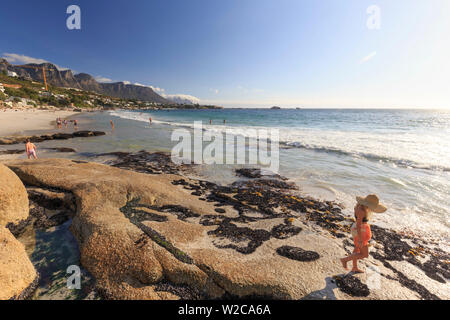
0 58 171 104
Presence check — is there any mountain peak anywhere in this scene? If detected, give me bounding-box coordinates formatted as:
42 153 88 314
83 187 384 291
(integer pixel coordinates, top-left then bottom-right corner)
74 73 95 81
5 61 170 103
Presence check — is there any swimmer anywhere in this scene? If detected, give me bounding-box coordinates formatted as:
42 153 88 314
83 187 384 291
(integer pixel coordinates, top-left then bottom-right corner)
25 139 38 160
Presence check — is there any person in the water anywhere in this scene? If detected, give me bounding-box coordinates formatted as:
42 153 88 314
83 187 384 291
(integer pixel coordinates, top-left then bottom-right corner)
340 194 386 273
25 139 38 160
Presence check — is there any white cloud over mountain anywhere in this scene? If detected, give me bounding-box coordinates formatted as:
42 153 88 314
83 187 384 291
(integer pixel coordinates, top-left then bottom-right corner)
132 83 201 104
162 94 201 104
95 76 113 83
133 82 165 93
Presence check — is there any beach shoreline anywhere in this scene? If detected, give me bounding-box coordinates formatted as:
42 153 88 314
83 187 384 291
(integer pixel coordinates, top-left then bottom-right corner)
2 108 448 243
0 109 77 137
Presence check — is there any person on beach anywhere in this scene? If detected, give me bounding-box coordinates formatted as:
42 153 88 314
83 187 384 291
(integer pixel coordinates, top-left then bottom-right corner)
223 119 226 124
110 120 115 131
209 119 212 125
25 139 38 160
340 194 386 273
149 117 152 124
74 119 78 129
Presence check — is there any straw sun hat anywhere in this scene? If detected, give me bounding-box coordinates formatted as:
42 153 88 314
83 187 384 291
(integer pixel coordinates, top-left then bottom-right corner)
356 194 387 214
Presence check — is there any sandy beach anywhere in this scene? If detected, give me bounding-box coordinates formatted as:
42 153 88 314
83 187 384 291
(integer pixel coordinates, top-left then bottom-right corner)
0 109 77 136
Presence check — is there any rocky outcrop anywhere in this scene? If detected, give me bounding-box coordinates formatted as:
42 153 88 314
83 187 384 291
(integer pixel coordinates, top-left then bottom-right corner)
43 147 76 153
0 149 25 155
0 131 105 146
4 158 448 300
0 164 29 227
97 150 194 175
0 164 38 300
0 227 38 300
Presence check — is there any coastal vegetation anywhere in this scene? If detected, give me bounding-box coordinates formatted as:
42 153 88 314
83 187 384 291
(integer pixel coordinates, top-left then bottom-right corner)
0 72 222 111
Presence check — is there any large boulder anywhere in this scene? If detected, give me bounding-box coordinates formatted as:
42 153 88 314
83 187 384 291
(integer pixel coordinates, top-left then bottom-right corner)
0 164 29 227
0 227 38 300
0 164 36 300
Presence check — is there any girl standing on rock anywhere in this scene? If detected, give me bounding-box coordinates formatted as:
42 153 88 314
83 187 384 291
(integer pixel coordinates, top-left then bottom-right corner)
340 194 386 273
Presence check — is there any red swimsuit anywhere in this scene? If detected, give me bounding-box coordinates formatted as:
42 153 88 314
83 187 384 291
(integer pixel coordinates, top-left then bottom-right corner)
351 223 371 248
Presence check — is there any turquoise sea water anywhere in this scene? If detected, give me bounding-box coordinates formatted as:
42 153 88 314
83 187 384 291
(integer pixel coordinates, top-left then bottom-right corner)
7 108 449 245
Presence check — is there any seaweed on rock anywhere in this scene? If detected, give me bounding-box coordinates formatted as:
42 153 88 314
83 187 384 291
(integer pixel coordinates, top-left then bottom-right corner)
276 246 320 262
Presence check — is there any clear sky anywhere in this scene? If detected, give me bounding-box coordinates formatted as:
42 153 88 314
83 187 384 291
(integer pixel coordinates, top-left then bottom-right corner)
0 0 449 108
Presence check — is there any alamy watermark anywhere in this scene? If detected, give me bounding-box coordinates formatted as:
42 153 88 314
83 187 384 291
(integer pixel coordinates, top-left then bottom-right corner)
66 5 81 30
67 265 81 289
171 122 280 174
366 5 381 30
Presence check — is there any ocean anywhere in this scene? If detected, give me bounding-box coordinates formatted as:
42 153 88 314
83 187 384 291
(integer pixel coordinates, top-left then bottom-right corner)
17 108 450 246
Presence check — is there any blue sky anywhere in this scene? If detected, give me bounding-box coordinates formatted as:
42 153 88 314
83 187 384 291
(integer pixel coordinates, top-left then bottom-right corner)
0 0 449 108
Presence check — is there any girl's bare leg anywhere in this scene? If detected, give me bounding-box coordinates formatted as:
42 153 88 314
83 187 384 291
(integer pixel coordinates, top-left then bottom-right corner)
340 258 349 270
352 257 363 273
341 246 360 270
351 246 369 273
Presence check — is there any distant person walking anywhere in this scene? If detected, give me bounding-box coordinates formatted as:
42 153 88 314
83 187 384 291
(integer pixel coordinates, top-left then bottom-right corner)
223 119 226 124
209 119 212 125
149 117 152 124
110 120 115 131
74 119 78 129
25 139 38 160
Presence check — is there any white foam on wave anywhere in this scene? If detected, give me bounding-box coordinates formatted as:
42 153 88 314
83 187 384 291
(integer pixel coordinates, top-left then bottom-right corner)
109 110 450 172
